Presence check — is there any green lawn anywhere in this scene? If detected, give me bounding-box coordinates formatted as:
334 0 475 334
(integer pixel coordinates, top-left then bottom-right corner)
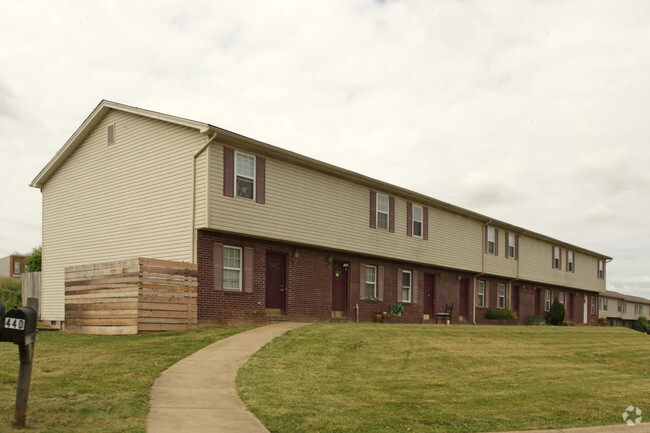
238 324 650 433
0 325 254 433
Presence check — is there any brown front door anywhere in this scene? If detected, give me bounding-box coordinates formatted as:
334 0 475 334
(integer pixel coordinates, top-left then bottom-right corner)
266 253 286 314
512 285 520 313
459 278 469 320
424 273 435 316
331 262 349 317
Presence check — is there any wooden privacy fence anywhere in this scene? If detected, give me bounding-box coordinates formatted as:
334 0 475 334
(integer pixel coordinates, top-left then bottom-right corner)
65 258 197 335
21 272 41 319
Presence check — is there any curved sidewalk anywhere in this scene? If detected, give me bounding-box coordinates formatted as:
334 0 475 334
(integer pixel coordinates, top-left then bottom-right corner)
147 322 308 433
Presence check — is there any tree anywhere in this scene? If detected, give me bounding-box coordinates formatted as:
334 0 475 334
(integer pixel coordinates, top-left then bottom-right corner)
633 316 648 333
545 298 566 326
24 245 42 272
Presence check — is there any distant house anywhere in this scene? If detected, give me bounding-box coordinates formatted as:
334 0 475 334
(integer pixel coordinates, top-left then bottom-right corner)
599 290 650 327
0 255 25 278
31 100 613 327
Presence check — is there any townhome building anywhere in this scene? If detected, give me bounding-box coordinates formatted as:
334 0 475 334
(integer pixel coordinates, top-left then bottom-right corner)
599 290 650 327
0 254 25 278
31 101 611 327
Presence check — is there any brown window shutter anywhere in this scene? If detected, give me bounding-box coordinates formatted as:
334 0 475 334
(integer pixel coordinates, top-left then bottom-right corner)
505 232 509 258
378 266 384 301
369 190 377 228
360 263 366 300
515 235 519 260
412 271 419 304
397 268 403 303
389 196 395 233
223 147 234 197
566 251 569 272
558 248 562 270
573 253 576 273
423 207 429 240
494 228 498 256
213 243 223 290
551 246 555 268
407 202 413 237
255 156 265 204
243 247 254 293
485 226 489 253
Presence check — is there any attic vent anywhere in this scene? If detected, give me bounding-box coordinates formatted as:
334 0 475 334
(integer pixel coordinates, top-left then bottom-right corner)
107 124 115 145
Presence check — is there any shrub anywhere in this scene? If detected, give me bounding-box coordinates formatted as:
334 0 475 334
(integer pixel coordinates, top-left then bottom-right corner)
0 277 22 309
560 320 576 326
485 308 517 320
386 303 405 318
633 316 649 333
545 298 566 326
526 315 546 326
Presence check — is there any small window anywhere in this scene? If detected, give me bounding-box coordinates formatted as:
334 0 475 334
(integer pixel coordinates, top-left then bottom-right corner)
617 300 622 312
553 247 561 269
365 265 377 299
591 296 596 315
639 305 643 316
567 251 574 272
402 270 412 303
14 261 21 275
376 194 389 231
598 260 604 279
602 297 608 311
498 284 506 309
477 281 485 308
545 289 551 311
223 246 242 290
412 205 423 237
507 233 516 258
235 152 255 200
487 227 496 255
634 304 639 315
559 291 565 305
622 302 627 314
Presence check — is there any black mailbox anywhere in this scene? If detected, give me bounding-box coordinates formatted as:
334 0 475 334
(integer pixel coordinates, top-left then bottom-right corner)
2 306 37 344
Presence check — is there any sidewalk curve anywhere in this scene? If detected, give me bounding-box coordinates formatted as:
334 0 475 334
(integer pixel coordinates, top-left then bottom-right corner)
147 322 308 433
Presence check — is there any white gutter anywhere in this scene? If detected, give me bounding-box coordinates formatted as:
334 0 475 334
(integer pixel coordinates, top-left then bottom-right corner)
191 132 218 263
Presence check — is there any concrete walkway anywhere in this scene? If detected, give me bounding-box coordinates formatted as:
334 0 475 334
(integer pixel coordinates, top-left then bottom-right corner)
147 322 308 433
147 322 649 433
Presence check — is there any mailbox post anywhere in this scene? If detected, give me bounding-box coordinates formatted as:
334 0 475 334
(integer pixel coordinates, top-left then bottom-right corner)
0 303 38 428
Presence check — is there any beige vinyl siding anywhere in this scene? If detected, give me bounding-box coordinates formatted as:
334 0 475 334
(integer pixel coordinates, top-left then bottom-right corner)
0 256 10 277
41 110 203 321
208 142 482 271
194 149 208 229
518 236 605 292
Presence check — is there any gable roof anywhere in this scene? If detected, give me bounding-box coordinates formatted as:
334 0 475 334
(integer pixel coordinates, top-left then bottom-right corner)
31 100 612 261
30 100 211 189
603 290 650 304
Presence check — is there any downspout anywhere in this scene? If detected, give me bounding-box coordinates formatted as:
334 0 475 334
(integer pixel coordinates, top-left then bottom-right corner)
191 132 218 263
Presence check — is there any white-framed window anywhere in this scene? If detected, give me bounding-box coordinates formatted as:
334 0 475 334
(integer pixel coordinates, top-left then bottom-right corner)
598 260 604 279
634 304 639 315
591 296 596 315
14 261 21 275
402 270 412 303
508 233 516 258
223 246 242 290
639 305 644 316
487 227 496 255
567 251 574 272
553 247 561 269
602 297 608 311
365 265 377 299
618 300 622 312
412 205 423 237
376 193 389 231
545 289 551 311
560 291 565 305
498 284 506 309
235 152 255 200
477 281 485 308
623 302 627 314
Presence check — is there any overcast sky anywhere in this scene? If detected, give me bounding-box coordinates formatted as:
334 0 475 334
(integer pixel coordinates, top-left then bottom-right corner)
1 0 648 298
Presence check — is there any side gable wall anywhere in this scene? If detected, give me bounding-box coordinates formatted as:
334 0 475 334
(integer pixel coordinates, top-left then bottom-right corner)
41 110 204 320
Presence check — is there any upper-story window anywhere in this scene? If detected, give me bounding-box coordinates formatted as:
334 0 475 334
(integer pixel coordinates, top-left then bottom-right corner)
639 305 644 316
235 152 255 200
622 302 627 314
412 205 423 237
567 251 574 272
13 261 21 275
376 194 390 230
506 233 517 259
552 246 561 269
498 284 506 308
477 281 486 307
617 300 622 312
486 227 497 255
602 297 608 311
598 260 605 279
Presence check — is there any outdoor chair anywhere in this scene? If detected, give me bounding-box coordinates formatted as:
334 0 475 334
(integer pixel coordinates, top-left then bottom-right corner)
435 303 454 324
